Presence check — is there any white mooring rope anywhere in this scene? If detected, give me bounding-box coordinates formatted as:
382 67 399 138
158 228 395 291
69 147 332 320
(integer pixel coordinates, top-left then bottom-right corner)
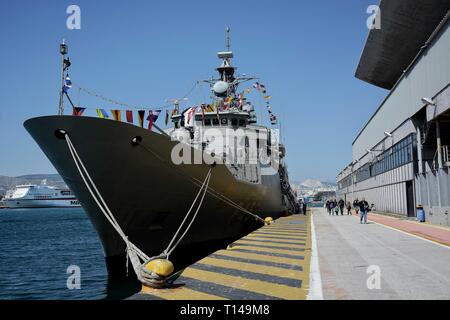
64 133 212 287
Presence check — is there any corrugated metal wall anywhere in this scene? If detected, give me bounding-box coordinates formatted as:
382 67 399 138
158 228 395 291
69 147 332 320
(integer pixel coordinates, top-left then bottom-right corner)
353 21 450 160
415 169 450 225
338 163 414 215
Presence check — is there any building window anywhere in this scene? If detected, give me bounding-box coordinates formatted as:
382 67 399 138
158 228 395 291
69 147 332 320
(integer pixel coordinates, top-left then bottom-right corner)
338 134 415 189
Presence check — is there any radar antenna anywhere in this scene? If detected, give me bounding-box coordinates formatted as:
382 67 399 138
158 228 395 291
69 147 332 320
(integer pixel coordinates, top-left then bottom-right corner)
166 97 188 113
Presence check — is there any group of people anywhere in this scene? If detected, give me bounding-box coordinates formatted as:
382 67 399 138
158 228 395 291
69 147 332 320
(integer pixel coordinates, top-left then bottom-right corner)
325 198 371 224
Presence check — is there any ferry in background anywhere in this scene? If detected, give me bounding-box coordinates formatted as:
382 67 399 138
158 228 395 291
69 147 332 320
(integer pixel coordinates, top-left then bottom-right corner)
3 182 81 208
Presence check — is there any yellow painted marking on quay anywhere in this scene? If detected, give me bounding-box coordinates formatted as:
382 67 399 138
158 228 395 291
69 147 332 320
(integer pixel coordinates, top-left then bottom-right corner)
255 229 307 235
196 257 307 281
181 268 305 300
214 248 304 267
243 236 306 244
141 285 227 300
264 225 307 229
246 233 307 240
236 239 305 249
230 244 305 256
138 214 312 300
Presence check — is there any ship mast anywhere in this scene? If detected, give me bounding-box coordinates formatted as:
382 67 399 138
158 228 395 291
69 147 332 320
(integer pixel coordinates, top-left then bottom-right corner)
58 39 68 115
226 26 231 52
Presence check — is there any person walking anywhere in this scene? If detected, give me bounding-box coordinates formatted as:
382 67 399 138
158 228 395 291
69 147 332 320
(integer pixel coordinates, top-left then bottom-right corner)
302 200 307 216
333 199 339 216
358 198 369 224
353 199 359 216
338 199 345 216
346 201 352 215
326 200 331 215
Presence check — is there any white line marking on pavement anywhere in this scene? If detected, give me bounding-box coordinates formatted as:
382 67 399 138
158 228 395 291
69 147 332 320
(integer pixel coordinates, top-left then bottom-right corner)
307 211 323 300
370 220 450 250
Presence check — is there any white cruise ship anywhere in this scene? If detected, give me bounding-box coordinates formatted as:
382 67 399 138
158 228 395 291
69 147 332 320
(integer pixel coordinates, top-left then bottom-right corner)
4 183 81 208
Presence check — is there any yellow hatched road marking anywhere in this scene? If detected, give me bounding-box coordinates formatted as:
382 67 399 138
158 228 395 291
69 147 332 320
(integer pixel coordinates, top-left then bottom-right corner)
236 239 305 249
244 236 306 244
232 244 304 256
197 257 307 281
247 233 307 240
256 230 307 235
141 285 227 300
266 228 307 232
215 249 303 267
181 268 305 300
265 224 306 228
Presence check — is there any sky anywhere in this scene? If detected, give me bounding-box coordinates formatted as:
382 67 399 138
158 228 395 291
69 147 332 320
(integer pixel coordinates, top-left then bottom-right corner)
0 0 387 182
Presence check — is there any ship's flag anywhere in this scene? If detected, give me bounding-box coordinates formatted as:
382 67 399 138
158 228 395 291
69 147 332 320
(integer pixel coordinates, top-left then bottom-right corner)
96 109 109 119
63 75 72 93
270 114 277 125
72 106 86 116
200 104 206 123
185 106 196 127
148 110 153 131
253 83 260 91
246 87 251 93
137 110 145 127
206 104 214 112
111 109 122 121
126 110 133 123
165 109 169 126
147 109 162 123
264 95 272 100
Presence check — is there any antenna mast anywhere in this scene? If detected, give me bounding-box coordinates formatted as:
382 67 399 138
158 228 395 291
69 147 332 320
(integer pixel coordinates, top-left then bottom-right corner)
226 27 231 51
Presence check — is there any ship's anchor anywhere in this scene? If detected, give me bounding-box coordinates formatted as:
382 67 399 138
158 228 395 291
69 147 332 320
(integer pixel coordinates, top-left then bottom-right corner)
61 130 212 288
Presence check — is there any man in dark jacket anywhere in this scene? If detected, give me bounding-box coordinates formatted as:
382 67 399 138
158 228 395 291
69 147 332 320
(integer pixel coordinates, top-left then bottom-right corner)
338 199 345 215
358 198 369 224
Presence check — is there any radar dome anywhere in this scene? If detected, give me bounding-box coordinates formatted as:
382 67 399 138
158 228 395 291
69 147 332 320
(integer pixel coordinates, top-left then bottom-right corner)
213 81 229 95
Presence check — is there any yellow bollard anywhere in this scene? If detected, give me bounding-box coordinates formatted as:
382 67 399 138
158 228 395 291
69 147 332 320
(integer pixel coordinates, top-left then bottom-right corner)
264 217 274 225
145 259 174 277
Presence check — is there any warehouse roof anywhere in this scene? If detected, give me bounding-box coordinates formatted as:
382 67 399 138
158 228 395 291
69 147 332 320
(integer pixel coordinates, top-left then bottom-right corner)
355 0 450 90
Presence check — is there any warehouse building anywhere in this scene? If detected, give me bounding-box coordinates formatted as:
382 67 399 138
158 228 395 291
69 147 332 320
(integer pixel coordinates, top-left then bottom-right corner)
337 0 450 225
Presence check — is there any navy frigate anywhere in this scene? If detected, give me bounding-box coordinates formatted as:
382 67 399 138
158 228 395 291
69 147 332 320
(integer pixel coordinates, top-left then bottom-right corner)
24 30 299 279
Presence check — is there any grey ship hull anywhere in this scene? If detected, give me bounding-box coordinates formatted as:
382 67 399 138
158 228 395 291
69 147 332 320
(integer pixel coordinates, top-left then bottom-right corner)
24 116 287 277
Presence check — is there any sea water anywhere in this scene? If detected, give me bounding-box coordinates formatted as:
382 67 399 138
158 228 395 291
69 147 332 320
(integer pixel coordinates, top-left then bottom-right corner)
0 208 108 299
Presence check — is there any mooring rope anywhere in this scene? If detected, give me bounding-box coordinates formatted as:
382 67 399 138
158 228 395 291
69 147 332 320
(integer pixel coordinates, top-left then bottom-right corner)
64 132 213 287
